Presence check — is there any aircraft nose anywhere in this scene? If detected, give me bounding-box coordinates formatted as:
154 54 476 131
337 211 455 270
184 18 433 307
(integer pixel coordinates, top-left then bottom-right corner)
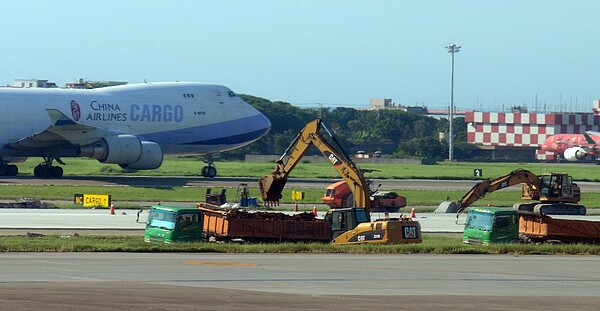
257 111 271 134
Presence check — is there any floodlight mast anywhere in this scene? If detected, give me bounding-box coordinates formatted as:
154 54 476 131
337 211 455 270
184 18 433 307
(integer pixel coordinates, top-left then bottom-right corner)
446 43 461 161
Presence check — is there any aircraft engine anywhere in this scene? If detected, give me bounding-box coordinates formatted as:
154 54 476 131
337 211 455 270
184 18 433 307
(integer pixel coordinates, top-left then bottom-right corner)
563 147 587 161
119 141 163 170
78 134 143 164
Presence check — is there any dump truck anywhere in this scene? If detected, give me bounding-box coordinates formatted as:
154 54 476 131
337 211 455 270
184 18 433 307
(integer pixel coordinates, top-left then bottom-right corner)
437 169 585 215
463 206 600 244
144 205 204 243
200 206 331 242
258 118 421 245
144 204 329 243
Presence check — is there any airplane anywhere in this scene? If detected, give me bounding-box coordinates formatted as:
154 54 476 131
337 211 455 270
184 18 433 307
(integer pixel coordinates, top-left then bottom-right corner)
538 132 600 162
0 82 271 178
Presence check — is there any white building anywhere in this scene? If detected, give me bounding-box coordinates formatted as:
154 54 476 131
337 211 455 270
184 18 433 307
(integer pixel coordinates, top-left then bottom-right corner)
13 79 56 88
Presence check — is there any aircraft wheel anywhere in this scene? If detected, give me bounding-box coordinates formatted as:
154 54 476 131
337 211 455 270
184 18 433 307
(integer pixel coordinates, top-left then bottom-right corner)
6 165 18 176
201 166 208 177
205 166 217 178
51 166 63 178
34 165 46 178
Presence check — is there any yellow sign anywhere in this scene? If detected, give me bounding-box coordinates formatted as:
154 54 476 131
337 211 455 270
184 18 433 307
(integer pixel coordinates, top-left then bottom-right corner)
291 191 304 201
74 194 112 208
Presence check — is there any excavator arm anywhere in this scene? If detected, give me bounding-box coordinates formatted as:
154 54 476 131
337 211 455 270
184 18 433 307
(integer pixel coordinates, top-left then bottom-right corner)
455 169 542 214
258 119 369 208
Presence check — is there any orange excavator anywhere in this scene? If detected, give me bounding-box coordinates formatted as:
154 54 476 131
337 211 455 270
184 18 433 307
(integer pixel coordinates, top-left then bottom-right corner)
322 180 406 210
258 118 420 244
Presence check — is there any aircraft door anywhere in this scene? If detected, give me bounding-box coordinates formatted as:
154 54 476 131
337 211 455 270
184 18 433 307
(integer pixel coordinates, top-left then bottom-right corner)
216 90 224 105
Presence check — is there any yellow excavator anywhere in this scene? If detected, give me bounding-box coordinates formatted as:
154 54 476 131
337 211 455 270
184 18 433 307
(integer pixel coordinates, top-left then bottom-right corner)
437 168 585 215
258 118 421 244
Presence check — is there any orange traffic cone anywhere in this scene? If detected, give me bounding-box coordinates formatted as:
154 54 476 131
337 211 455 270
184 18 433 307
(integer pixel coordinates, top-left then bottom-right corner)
312 206 317 216
110 203 115 215
410 207 416 218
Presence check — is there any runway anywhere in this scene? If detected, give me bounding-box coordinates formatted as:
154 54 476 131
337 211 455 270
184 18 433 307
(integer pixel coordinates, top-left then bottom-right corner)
0 209 465 233
0 176 599 309
1 253 599 310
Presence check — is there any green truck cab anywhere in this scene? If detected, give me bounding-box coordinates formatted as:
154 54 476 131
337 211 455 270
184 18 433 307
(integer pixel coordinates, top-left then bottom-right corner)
144 205 203 243
462 207 519 244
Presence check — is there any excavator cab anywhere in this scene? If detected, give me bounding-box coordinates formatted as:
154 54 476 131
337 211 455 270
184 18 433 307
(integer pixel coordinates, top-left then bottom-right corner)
325 207 370 240
529 173 579 203
326 207 422 244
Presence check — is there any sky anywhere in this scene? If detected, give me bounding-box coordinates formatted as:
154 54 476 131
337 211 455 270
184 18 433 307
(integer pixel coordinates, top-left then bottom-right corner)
2 1 600 112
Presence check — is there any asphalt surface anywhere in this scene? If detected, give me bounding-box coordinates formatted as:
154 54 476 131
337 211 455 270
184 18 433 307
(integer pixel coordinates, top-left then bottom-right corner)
0 209 465 233
1 253 599 310
0 175 599 310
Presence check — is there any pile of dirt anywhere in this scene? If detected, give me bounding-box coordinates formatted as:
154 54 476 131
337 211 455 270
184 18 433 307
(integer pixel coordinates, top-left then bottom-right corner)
227 209 317 222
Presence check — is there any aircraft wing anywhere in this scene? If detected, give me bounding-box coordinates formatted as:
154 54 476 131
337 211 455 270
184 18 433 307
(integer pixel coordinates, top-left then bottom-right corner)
12 109 117 149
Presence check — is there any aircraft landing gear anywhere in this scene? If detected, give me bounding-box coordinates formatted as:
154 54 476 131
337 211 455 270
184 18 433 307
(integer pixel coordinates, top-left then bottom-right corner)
0 163 18 176
34 156 64 178
200 154 219 178
201 162 217 178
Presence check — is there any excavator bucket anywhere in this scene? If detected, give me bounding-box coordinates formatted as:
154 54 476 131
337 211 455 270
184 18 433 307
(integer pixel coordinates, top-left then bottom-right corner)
435 201 458 213
258 174 288 206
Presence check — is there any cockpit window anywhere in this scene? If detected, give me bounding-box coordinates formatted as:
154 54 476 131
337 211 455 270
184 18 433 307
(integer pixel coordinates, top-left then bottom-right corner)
228 91 236 97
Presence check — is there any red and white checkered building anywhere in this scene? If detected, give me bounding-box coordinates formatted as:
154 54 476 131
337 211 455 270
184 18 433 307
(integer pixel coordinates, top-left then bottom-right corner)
465 100 600 160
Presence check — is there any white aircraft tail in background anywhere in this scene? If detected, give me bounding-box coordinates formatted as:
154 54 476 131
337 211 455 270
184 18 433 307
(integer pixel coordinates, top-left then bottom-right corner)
0 82 271 177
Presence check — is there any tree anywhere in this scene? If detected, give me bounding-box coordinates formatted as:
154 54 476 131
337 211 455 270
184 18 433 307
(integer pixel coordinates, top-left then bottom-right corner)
235 94 476 160
396 137 446 161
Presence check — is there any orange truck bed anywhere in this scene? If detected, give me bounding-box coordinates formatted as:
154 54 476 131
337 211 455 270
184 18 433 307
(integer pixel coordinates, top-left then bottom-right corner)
200 207 331 242
519 214 600 242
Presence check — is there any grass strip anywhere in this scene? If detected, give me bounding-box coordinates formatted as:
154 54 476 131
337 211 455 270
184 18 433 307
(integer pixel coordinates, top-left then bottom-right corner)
1 234 600 255
13 157 600 181
2 185 600 211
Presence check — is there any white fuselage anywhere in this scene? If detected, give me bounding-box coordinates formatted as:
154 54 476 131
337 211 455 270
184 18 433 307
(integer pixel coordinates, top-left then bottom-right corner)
0 82 271 160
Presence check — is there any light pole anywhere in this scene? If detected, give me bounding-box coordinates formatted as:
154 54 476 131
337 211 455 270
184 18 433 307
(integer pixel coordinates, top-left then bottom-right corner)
446 43 460 161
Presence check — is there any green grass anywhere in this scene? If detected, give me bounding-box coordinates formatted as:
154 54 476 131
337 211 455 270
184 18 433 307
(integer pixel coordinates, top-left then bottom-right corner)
3 185 600 211
1 234 600 255
12 156 600 181
7 157 600 209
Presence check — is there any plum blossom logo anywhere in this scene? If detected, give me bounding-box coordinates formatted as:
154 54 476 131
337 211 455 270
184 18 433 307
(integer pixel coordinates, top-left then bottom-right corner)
70 100 81 121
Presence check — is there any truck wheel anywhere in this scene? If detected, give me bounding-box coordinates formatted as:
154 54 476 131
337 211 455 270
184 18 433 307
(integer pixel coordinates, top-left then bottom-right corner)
206 235 217 243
